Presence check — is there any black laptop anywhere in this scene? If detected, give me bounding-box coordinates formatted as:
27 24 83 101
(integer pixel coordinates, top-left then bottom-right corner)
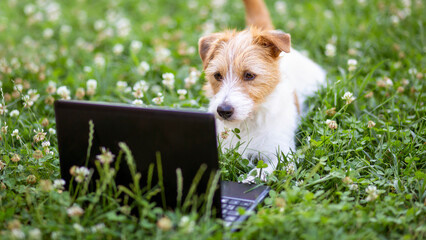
54 100 269 225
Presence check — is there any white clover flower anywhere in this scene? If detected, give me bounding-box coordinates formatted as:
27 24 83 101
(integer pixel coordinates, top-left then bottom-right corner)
349 183 359 191
28 89 40 101
23 95 34 108
401 79 410 86
132 99 143 106
357 0 366 5
365 185 378 202
342 91 356 104
24 4 36 15
179 216 195 233
186 46 196 55
408 68 417 75
28 228 42 240
184 69 200 88
45 2 61 22
86 79 97 96
11 229 25 239
60 25 72 35
67 204 84 217
134 80 149 92
162 73 175 89
177 89 187 100
94 20 106 31
385 77 393 86
1 124 8 134
12 129 20 139
132 80 148 98
390 15 399 25
43 28 54 39
57 86 71 100
73 223 84 232
10 109 19 117
66 58 74 67
96 147 115 164
27 62 40 73
116 17 131 37
42 141 50 148
274 1 287 14
152 93 164 105
33 129 46 142
99 27 114 40
295 180 304 186
325 43 336 57
116 81 128 92
347 59 358 72
136 61 150 76
53 179 66 190
29 11 44 24
10 58 20 69
220 127 230 139
14 84 23 92
51 231 60 240
75 166 90 183
325 119 338 129
0 104 6 115
155 47 171 63
83 66 92 73
367 120 376 128
49 128 56 135
113 44 124 55
286 162 296 175
130 40 142 53
91 223 105 233
94 54 106 68
334 0 343 5
132 89 143 99
0 160 5 170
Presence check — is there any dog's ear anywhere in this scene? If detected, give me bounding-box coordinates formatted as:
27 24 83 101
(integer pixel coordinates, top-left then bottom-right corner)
254 30 291 58
198 33 224 68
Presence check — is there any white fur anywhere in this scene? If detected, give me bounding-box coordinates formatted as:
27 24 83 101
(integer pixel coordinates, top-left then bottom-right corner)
208 65 254 122
210 48 326 180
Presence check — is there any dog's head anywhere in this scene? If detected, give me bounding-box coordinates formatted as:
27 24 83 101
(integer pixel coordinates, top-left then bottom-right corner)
198 28 290 123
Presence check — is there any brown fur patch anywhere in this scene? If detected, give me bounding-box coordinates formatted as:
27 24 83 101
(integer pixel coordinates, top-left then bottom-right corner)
293 90 300 115
243 0 274 30
203 29 281 106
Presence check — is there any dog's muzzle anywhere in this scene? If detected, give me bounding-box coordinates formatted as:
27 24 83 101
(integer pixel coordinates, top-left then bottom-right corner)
217 104 234 120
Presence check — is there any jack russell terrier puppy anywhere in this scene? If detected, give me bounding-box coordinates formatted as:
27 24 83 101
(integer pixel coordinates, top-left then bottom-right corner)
198 0 326 181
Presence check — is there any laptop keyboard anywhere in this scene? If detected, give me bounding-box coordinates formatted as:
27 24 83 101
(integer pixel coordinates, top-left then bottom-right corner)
221 197 255 222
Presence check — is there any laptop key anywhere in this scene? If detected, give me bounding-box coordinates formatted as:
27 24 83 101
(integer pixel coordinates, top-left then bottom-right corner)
225 204 235 210
227 210 240 216
222 209 228 214
221 198 229 204
239 201 252 207
229 200 240 205
224 216 237 222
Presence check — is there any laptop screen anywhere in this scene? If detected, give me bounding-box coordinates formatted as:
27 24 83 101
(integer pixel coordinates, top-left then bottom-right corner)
55 100 222 217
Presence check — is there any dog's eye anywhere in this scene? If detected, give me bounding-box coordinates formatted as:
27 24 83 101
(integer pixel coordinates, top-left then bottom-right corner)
244 72 256 81
214 72 223 81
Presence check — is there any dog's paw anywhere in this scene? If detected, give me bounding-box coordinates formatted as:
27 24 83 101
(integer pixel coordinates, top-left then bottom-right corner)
240 168 270 183
241 175 256 184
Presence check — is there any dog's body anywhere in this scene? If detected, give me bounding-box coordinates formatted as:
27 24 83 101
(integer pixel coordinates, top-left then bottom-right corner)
198 0 326 179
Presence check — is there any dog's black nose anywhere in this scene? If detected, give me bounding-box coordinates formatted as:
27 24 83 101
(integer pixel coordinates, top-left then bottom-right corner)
217 104 234 120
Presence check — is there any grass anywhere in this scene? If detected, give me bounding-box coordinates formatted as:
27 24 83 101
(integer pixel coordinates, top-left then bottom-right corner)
0 0 425 239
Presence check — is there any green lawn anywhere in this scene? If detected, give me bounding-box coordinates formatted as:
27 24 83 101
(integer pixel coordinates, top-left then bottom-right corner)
0 0 425 239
